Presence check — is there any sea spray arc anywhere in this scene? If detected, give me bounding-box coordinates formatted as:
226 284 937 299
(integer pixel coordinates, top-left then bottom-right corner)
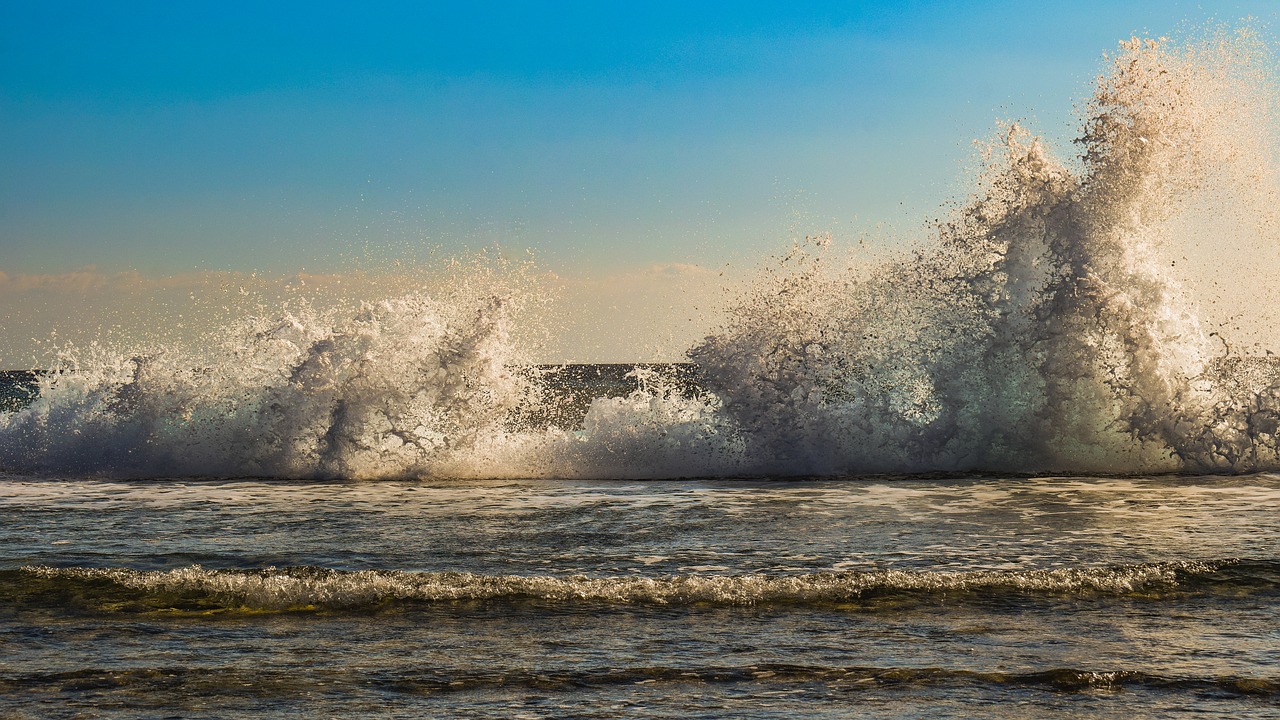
3 30 1280 479
0 275 536 479
692 31 1280 475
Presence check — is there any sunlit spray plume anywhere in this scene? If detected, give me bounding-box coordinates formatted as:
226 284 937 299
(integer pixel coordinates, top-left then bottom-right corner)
3 26 1280 479
0 257 543 478
692 26 1280 474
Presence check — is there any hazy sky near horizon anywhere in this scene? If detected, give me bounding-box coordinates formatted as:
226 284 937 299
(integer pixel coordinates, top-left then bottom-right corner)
1 1 1278 363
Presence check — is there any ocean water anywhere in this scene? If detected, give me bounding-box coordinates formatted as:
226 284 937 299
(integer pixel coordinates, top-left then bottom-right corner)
5 28 1280 719
2 473 1279 718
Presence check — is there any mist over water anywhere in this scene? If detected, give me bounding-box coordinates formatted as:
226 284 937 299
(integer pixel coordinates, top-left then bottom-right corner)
3 27 1280 479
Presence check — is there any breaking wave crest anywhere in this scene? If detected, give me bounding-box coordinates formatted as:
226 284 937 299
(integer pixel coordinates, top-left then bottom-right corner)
8 559 1276 614
3 27 1280 478
0 262 538 478
693 27 1280 475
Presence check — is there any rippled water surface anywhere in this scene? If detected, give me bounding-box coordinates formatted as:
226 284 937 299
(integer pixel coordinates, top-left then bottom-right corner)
3 473 1279 719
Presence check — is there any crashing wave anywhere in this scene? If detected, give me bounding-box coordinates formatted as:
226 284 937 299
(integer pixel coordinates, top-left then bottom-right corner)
2 27 1280 478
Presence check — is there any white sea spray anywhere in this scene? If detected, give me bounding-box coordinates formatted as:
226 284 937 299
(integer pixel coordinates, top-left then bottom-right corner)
3 27 1280 478
692 27 1280 475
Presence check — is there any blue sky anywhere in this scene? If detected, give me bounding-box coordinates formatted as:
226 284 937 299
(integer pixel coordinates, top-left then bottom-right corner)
1 1 1277 364
4 0 1275 276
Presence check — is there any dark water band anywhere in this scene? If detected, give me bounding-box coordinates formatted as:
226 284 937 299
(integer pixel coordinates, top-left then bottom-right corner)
2 663 1277 699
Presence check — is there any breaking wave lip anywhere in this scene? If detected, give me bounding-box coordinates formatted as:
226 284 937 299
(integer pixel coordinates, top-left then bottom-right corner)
7 559 1277 614
2 664 1276 699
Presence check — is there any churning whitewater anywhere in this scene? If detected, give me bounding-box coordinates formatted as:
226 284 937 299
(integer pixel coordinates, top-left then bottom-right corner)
3 29 1279 479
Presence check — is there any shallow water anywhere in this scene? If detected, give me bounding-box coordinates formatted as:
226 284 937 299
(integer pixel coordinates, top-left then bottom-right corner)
3 473 1278 718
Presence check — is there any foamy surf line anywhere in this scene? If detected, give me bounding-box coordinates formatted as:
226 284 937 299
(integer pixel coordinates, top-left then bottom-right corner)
7 560 1276 613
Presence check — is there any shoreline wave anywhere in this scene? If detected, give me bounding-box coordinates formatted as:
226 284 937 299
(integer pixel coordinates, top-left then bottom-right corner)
6 559 1277 614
